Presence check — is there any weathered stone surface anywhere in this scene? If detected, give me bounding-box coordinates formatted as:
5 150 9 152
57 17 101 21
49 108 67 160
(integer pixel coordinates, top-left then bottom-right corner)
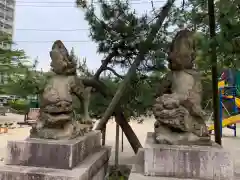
31 40 92 140
92 165 107 180
153 29 210 145
5 131 101 169
0 146 111 180
129 172 199 180
144 132 234 180
131 148 144 173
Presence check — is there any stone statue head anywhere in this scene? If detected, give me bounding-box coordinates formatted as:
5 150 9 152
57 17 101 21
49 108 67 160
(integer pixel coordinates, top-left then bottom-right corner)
50 40 77 75
167 29 196 70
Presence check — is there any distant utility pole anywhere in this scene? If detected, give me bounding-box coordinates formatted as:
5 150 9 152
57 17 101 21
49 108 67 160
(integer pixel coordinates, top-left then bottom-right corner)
208 0 221 145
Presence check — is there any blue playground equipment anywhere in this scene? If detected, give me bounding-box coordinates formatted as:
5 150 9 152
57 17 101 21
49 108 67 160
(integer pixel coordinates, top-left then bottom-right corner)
217 69 240 137
219 86 238 137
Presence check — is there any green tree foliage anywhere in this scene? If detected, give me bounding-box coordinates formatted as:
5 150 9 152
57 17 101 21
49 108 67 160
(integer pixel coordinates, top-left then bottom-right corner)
160 0 240 106
3 58 49 97
77 0 169 72
72 47 162 118
0 32 31 94
0 33 26 72
175 0 240 69
89 77 118 118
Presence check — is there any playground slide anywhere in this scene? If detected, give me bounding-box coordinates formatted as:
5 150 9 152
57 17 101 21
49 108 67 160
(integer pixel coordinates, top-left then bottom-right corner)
223 96 240 108
208 80 240 131
218 80 240 107
208 114 240 131
218 80 225 88
236 97 240 107
208 93 240 131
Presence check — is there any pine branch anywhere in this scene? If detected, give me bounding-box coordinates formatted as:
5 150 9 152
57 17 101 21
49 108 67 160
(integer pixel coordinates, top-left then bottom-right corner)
94 50 118 79
104 67 124 79
95 0 176 130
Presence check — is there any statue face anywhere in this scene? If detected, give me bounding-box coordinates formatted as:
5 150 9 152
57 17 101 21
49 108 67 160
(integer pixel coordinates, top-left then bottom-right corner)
49 40 76 75
50 50 67 74
167 29 195 70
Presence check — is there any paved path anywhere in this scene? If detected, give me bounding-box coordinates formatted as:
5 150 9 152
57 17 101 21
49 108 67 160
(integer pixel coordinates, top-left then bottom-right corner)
0 113 30 159
0 113 25 125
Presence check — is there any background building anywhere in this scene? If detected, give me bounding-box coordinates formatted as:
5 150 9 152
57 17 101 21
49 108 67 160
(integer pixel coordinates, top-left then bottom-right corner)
0 0 15 35
0 0 15 85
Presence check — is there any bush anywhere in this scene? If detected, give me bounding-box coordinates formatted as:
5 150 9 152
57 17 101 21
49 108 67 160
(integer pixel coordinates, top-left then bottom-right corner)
9 99 29 114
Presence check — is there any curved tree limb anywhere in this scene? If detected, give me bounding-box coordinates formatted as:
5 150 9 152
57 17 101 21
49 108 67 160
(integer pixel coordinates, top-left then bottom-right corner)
81 78 108 97
104 67 124 79
80 43 143 153
82 76 142 153
94 50 118 79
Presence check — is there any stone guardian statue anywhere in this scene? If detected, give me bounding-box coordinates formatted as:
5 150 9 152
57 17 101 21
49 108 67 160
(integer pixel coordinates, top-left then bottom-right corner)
153 29 211 145
30 40 92 140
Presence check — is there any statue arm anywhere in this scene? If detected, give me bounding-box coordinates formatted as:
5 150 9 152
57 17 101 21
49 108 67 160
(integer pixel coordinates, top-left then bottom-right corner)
70 77 91 122
70 76 85 99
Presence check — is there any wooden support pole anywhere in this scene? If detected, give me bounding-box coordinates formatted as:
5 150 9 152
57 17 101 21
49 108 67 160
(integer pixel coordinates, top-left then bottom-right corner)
208 0 221 145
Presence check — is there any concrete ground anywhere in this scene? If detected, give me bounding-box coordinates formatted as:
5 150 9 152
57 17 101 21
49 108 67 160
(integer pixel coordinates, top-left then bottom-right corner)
0 114 240 179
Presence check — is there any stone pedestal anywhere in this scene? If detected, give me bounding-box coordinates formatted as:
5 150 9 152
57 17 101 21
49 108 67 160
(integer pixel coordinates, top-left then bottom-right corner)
0 131 111 180
131 132 234 180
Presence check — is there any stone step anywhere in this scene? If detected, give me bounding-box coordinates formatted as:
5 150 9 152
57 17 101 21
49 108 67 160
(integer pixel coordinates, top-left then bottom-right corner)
129 173 198 180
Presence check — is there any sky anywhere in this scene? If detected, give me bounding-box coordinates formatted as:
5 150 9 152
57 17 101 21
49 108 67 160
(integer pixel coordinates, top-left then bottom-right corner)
13 0 174 72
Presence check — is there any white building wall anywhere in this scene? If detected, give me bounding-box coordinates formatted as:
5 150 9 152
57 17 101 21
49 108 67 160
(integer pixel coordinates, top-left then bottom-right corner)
0 0 15 48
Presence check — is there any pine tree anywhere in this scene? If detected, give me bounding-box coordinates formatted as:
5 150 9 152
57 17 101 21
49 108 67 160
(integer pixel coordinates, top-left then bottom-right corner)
76 0 176 153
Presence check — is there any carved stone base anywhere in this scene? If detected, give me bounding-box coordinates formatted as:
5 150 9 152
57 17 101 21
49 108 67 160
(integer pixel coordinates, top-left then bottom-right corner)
131 132 234 180
30 121 92 140
6 131 101 169
154 122 211 145
0 147 110 180
1 130 110 180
